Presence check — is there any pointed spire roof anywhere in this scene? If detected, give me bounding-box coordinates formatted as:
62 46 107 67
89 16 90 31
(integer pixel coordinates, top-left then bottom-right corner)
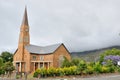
21 7 29 26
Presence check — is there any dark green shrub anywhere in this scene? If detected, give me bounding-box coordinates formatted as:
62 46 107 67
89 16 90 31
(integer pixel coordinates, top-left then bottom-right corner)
40 68 47 77
63 67 70 75
86 65 94 74
61 57 72 68
107 66 115 73
71 58 80 66
56 68 65 76
33 71 39 78
105 60 116 73
93 62 102 74
69 66 77 75
33 69 40 77
0 67 5 75
116 66 120 72
77 60 87 75
47 67 56 77
101 66 109 73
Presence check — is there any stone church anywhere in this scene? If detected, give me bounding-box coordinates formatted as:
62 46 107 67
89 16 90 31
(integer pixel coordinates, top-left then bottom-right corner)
13 8 71 73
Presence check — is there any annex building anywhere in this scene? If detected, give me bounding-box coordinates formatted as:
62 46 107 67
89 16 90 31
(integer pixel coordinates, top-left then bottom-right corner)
13 8 71 73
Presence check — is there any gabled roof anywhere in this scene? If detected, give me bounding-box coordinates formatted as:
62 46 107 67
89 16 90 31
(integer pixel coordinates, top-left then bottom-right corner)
25 43 63 54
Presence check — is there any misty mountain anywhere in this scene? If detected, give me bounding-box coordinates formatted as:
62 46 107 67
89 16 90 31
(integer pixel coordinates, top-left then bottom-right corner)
71 46 120 62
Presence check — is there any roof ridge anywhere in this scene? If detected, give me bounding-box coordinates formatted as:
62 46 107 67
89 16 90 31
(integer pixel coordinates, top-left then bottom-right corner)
43 43 62 47
29 43 62 47
29 44 42 47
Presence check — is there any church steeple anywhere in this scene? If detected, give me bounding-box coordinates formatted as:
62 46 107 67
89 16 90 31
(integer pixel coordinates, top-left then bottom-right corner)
18 7 30 48
21 7 29 26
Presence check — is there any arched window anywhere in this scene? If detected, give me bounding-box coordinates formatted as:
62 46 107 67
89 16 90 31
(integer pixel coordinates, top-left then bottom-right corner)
58 55 64 67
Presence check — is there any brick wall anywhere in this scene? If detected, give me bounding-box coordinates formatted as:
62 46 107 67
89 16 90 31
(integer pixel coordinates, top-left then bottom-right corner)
53 44 71 68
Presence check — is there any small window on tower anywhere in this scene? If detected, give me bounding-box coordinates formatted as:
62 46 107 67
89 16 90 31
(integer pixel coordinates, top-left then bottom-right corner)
24 36 29 42
25 29 29 32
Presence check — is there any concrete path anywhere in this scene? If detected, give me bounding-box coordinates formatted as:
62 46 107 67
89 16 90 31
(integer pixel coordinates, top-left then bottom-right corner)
0 74 120 80
38 75 120 80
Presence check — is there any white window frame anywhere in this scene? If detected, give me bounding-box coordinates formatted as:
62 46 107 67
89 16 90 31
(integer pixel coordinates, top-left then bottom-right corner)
40 56 44 61
33 56 36 60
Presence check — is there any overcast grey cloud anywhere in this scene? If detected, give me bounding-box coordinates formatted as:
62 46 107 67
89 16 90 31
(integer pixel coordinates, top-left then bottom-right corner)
0 0 120 53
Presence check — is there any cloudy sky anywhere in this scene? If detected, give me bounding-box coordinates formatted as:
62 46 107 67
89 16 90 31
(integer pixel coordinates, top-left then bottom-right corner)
0 0 120 53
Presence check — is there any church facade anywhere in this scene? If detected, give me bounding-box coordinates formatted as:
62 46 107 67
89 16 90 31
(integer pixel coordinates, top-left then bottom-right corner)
13 8 71 73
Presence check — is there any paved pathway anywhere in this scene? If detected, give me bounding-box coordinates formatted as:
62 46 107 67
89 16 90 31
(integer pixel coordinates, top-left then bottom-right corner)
0 74 120 80
75 75 120 80
38 75 120 80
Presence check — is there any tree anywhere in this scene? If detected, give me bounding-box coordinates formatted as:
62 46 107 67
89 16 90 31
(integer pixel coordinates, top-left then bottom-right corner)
0 58 3 67
4 61 15 77
99 48 120 63
61 57 72 68
77 60 87 74
0 58 5 75
0 67 5 75
0 51 13 63
71 58 80 66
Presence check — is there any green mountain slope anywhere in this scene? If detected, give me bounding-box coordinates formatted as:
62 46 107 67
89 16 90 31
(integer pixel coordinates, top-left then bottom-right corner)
71 46 120 62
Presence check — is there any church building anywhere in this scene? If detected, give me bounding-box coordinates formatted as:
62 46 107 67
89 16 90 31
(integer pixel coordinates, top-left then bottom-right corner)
13 8 71 73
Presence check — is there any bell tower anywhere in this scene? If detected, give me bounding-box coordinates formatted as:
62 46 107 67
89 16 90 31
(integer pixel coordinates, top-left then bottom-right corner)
18 7 30 48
